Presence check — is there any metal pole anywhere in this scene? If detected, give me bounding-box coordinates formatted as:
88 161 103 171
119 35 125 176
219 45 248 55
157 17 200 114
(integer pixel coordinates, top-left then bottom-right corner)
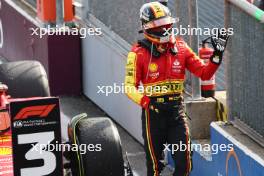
228 0 264 23
188 0 201 100
56 0 64 26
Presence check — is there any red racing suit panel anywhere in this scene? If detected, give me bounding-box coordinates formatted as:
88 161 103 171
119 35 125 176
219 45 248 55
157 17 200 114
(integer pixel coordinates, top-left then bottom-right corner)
124 38 219 107
184 44 219 81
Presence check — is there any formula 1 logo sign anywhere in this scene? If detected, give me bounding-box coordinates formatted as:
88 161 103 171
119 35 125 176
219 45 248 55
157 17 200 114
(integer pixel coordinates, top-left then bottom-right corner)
10 97 63 176
14 104 56 120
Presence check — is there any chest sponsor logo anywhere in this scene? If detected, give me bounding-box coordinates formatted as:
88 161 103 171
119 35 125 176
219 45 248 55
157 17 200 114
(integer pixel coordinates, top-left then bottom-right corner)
173 59 180 66
149 72 160 79
145 82 184 96
149 63 158 72
172 59 183 73
148 63 159 79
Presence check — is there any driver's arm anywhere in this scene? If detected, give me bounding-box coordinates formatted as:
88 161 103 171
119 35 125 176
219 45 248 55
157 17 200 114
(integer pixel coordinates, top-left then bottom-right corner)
185 43 219 81
124 51 150 108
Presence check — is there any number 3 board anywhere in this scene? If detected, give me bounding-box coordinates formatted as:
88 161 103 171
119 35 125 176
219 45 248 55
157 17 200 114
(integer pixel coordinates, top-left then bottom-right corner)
9 97 63 176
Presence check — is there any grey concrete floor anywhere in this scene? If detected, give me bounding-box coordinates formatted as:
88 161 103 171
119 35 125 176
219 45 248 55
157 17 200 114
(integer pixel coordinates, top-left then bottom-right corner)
59 95 173 176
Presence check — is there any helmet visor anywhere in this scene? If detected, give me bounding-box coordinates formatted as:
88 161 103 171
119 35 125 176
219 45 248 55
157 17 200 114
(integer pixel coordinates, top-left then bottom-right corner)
143 16 176 30
146 24 172 38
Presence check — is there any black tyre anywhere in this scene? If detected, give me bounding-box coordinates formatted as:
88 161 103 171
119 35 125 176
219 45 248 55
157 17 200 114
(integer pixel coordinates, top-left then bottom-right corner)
0 61 50 97
70 115 124 176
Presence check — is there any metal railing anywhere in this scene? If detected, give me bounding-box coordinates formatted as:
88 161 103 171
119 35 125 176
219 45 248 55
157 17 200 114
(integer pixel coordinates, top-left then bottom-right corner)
174 0 227 99
225 0 264 146
175 0 203 100
21 0 36 10
227 0 264 22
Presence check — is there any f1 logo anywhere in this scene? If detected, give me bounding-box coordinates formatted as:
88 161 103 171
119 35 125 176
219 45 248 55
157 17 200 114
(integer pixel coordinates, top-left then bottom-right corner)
14 104 56 120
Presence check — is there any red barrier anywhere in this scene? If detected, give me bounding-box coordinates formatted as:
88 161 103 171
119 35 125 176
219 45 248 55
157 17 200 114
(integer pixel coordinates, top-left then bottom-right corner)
37 0 56 23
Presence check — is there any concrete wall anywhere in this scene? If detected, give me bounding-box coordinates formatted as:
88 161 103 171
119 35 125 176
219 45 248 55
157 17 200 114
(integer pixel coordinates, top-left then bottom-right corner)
190 122 264 176
82 16 144 143
186 98 217 139
167 122 264 175
87 0 147 44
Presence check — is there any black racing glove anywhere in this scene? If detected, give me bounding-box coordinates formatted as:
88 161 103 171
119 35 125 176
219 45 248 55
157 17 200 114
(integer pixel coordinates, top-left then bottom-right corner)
210 31 229 65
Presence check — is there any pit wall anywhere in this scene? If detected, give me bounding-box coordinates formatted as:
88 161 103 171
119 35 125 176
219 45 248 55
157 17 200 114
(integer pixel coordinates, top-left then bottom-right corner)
189 122 264 176
167 122 264 176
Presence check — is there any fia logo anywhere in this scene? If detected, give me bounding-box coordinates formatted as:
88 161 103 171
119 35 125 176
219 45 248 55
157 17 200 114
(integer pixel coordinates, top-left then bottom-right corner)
13 121 23 128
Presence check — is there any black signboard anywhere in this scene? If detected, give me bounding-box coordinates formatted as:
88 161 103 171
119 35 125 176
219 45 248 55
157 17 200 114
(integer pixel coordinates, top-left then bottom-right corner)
9 97 63 176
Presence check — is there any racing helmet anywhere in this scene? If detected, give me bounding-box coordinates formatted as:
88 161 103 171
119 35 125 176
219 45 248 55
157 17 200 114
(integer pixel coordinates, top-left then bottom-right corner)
140 1 175 44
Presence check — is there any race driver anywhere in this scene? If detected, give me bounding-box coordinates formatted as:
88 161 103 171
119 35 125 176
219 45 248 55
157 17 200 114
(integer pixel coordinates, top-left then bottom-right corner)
124 1 229 176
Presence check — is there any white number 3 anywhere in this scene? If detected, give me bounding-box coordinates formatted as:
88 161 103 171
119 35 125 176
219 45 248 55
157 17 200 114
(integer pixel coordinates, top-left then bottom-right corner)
18 132 56 176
